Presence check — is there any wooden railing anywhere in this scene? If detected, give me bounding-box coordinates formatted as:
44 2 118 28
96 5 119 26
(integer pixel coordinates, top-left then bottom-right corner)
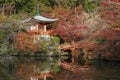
26 29 54 36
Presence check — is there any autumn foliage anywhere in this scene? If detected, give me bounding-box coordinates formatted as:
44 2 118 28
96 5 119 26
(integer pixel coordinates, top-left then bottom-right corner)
100 0 120 26
53 6 90 42
92 28 120 60
15 33 40 53
13 0 120 60
51 1 120 60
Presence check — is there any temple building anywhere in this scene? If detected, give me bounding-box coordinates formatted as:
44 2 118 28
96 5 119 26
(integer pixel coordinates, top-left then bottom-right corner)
22 13 58 38
15 10 58 51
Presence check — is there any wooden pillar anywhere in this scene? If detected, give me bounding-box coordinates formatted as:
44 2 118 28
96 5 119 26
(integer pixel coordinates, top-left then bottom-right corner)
44 74 46 80
36 24 39 30
71 48 75 63
43 25 46 32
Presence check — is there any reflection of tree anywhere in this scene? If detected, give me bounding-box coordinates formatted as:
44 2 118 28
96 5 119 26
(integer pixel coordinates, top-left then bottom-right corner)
14 57 60 80
55 61 120 80
16 64 34 80
0 57 16 80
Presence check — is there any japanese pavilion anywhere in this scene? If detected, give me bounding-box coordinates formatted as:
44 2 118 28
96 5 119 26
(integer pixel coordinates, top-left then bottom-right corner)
15 9 58 50
22 10 58 38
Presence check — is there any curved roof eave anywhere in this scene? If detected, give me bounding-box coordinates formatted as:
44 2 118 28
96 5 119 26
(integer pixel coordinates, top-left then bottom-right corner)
19 18 32 23
20 15 59 23
33 15 59 23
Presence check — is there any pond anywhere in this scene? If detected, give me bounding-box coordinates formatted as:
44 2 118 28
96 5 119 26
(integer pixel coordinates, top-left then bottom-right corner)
0 56 120 80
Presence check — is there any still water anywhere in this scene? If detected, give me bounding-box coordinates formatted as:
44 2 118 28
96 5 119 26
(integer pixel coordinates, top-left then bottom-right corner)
0 56 120 80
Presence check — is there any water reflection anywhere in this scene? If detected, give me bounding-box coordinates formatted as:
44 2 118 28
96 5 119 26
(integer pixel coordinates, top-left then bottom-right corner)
0 56 60 80
15 57 61 80
0 56 120 80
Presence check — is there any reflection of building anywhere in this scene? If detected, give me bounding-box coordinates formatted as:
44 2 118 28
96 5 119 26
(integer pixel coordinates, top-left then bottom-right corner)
15 64 53 80
15 57 61 80
31 70 53 80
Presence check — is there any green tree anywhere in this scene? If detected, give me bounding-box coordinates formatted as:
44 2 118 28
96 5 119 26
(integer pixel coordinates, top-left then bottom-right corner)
83 0 100 13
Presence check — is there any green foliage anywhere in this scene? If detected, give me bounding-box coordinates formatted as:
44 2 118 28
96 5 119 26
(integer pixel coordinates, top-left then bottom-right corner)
83 0 100 13
38 37 60 56
52 37 60 43
51 0 81 9
93 38 106 45
0 0 82 16
0 17 24 55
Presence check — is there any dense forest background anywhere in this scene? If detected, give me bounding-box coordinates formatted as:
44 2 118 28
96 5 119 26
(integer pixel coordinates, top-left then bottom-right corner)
0 0 120 61
0 0 83 15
